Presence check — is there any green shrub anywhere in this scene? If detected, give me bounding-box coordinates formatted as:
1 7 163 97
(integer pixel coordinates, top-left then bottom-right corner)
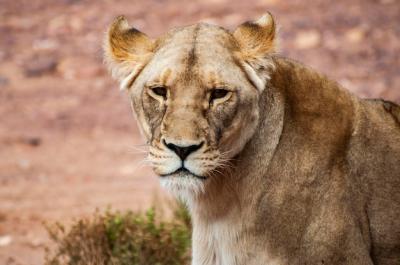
45 202 191 265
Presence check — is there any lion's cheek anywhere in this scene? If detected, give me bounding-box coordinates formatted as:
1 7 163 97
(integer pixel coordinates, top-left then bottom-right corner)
219 109 259 156
130 98 152 141
133 92 166 141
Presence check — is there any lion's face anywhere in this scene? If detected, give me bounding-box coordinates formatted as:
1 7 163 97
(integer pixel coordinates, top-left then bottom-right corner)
130 25 262 193
105 14 276 196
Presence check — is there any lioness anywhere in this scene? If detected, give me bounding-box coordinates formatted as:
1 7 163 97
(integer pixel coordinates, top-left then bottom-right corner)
104 13 400 265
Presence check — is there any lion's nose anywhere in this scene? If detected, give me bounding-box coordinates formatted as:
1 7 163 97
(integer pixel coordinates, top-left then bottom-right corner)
163 140 204 161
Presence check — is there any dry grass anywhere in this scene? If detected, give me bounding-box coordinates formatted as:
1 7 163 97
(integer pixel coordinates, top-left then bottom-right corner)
44 202 191 265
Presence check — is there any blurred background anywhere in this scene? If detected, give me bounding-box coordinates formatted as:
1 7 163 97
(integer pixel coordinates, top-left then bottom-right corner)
0 0 399 264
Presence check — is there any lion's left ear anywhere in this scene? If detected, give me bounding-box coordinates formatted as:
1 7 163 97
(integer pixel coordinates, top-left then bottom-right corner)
103 16 154 90
233 13 276 92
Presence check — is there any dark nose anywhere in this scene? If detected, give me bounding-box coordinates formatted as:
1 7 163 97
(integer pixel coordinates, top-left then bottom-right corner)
163 140 204 161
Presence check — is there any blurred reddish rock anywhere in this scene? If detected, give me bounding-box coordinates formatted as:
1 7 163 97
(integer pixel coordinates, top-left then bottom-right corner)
23 55 58 77
257 0 279 5
379 0 395 3
294 30 321 49
0 236 12 247
47 15 84 35
69 16 84 33
0 51 7 62
345 27 366 43
57 57 105 79
5 17 36 31
17 159 31 170
20 137 42 147
32 39 59 52
221 13 243 27
0 76 9 86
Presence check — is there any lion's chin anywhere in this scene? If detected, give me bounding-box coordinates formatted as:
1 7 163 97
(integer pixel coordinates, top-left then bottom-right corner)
159 169 207 201
160 168 207 180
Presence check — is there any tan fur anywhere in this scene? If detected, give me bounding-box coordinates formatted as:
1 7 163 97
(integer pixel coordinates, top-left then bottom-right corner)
104 13 400 265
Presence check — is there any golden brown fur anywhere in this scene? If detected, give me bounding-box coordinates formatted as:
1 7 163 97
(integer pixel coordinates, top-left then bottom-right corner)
104 13 400 265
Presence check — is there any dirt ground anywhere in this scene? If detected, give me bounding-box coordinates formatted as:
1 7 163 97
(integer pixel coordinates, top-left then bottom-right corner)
0 0 399 264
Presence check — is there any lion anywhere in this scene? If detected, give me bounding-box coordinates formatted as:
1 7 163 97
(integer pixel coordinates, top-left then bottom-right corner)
104 13 400 265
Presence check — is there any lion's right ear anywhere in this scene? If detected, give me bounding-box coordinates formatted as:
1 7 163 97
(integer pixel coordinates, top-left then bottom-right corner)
103 16 154 90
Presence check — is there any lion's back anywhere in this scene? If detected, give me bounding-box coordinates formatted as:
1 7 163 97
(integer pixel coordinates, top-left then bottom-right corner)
352 98 400 264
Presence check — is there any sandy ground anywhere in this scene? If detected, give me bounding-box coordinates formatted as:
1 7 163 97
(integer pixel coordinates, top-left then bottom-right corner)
0 0 399 264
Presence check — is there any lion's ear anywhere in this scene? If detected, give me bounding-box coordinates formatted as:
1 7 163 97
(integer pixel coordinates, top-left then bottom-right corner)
104 16 153 90
233 13 276 92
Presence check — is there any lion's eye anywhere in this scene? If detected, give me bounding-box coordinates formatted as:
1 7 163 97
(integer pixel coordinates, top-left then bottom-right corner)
151 86 167 99
210 89 229 101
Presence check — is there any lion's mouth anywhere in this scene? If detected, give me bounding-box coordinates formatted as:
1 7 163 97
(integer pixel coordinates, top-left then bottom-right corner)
160 167 207 180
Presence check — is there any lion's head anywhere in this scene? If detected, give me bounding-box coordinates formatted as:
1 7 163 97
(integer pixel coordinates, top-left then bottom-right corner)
104 14 276 197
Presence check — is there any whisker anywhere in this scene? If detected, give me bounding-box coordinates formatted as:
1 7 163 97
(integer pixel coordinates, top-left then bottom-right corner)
124 159 153 174
131 143 150 147
130 145 149 151
126 150 148 155
125 145 149 156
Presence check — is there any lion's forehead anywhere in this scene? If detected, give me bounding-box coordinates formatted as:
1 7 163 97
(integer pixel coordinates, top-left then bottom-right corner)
144 23 243 89
157 23 236 51
154 24 236 66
